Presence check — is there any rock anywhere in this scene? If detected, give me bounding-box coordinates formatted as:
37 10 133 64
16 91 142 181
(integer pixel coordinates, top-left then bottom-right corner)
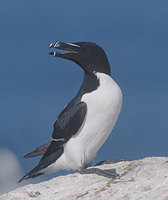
0 157 168 200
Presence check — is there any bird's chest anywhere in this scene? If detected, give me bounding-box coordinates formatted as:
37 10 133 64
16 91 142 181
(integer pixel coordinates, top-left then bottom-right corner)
80 74 122 156
82 73 122 126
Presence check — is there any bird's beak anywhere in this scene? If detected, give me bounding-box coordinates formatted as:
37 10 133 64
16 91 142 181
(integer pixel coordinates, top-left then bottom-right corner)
48 41 81 57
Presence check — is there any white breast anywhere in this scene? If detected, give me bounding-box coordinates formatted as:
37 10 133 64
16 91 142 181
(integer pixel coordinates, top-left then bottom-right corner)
64 72 122 169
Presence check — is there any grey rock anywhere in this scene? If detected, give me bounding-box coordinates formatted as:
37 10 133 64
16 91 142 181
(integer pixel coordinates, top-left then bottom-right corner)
1 157 168 200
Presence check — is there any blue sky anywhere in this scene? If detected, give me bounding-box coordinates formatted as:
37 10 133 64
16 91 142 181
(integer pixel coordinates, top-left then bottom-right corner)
0 0 168 181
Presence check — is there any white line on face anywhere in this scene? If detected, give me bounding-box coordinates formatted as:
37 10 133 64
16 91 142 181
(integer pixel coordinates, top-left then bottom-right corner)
66 43 80 48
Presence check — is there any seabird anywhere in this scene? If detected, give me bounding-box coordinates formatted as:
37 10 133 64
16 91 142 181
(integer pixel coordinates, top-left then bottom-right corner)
19 41 122 182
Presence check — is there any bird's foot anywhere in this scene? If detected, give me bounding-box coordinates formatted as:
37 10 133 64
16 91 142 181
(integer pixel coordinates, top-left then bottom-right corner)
95 158 126 166
80 168 119 179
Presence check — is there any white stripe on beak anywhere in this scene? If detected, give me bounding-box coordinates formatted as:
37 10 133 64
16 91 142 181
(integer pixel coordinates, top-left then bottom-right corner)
54 42 61 48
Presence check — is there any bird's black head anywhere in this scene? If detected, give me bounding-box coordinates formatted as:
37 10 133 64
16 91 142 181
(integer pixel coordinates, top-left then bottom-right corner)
49 41 111 75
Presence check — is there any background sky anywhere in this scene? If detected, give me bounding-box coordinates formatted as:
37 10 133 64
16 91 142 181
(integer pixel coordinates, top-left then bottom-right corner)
0 0 168 185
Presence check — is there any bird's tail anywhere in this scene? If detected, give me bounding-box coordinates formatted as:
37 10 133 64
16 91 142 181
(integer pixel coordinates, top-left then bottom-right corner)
24 141 51 158
18 168 44 183
18 146 64 182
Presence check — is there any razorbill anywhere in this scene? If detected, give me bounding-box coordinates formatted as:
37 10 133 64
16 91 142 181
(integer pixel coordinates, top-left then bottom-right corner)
19 41 122 182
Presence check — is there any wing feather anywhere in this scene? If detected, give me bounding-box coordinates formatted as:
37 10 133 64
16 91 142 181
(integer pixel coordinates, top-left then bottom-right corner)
41 101 87 160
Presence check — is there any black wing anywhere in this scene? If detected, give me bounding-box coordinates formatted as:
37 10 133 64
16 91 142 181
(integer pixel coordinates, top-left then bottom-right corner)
53 101 87 141
42 101 87 160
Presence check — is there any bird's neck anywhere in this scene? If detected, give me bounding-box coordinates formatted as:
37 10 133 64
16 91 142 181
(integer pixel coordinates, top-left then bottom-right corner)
79 72 100 94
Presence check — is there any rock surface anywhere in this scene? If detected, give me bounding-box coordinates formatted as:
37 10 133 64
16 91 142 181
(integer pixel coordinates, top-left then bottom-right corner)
1 157 168 200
